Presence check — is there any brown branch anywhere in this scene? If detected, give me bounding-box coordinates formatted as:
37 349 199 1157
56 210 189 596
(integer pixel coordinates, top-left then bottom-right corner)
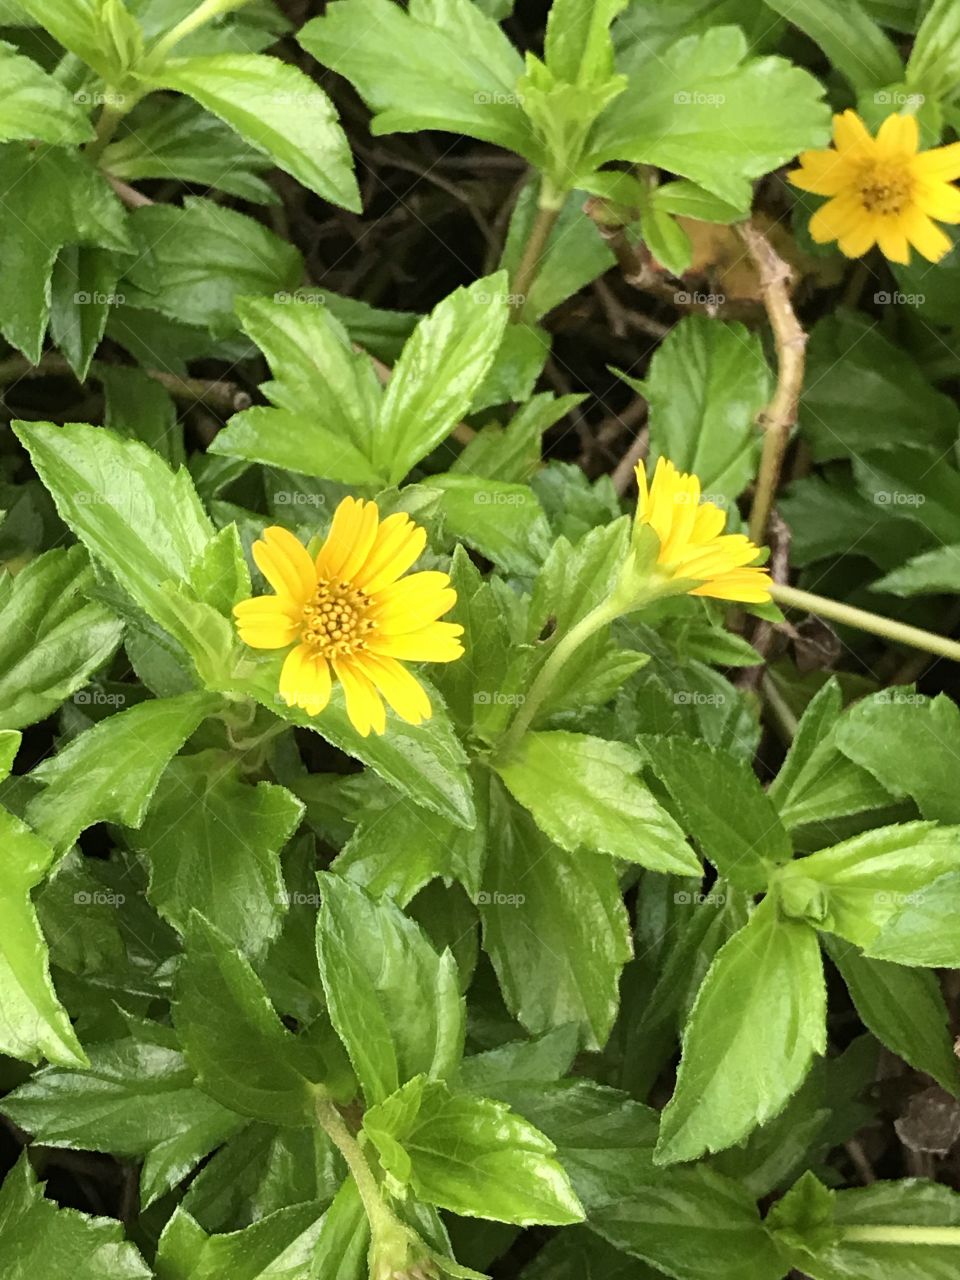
737 222 808 546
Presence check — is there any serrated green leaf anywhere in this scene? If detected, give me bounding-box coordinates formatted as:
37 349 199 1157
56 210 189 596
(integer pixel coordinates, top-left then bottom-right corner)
761 0 903 93
0 40 93 144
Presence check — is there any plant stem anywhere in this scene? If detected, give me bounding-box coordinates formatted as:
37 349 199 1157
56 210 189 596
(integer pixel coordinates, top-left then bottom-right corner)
738 223 807 546
84 97 130 162
771 583 960 665
499 598 621 756
509 191 562 320
147 0 251 66
840 1224 960 1246
315 1097 392 1235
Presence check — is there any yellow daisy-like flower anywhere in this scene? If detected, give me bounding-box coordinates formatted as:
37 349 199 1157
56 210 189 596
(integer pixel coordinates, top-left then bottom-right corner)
789 110 960 264
635 458 771 604
233 498 464 737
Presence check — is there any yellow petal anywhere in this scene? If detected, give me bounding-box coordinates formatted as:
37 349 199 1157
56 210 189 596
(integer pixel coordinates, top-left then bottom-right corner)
902 206 952 262
788 151 849 197
279 644 310 706
690 503 726 544
913 141 960 180
356 652 432 724
837 216 881 258
809 195 866 246
336 499 381 582
252 526 315 604
371 571 457 632
832 110 872 152
316 497 366 579
876 223 911 264
689 567 771 603
351 513 419 589
915 180 960 223
334 658 386 736
368 621 465 663
876 112 918 157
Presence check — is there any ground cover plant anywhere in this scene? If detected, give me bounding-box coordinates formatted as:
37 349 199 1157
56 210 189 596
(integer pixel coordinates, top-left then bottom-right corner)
4 0 960 1276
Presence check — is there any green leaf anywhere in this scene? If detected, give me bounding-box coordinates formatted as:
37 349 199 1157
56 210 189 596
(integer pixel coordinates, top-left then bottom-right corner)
0 546 123 731
801 313 958 464
825 939 960 1095
427 475 552 575
299 0 536 161
481 781 632 1050
49 246 124 381
834 692 960 823
0 40 93 144
210 294 382 483
2 1031 243 1210
760 0 903 93
175 913 318 1126
656 897 826 1164
364 1076 583 1225
874 542 960 597
768 680 894 831
146 54 360 210
0 143 131 361
0 730 20 779
120 197 301 337
638 734 789 891
25 692 219 855
635 315 771 501
778 822 960 949
587 26 830 207
155 1203 324 1280
100 363 183 465
868 870 960 967
457 1026 579 1095
13 421 219 660
13 0 118 79
377 274 510 483
907 0 960 97
0 805 86 1066
139 752 303 958
544 0 626 86
0 1153 150 1279
316 874 465 1105
497 731 700 874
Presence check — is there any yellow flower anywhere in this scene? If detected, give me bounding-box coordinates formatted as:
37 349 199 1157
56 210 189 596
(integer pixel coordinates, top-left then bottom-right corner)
788 110 960 264
234 498 464 737
634 457 771 604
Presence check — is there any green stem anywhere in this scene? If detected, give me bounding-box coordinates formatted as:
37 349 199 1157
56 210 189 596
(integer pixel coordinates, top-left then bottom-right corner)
509 183 563 320
499 597 621 756
840 1224 960 1246
772 582 960 665
84 96 130 162
315 1097 393 1237
147 0 251 67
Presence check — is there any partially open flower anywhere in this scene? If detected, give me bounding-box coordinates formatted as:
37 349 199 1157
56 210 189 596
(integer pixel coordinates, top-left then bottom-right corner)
789 110 960 264
628 457 771 605
234 497 464 736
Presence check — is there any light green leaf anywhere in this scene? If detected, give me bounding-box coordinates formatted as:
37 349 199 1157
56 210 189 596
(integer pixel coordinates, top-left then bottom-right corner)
139 752 303 957
0 730 20 780
636 315 770 500
868 869 960 967
761 0 903 93
638 734 789 891
299 0 536 161
497 731 700 874
316 874 465 1105
874 543 960 597
826 939 960 1095
156 1203 324 1280
50 246 124 381
0 805 86 1067
0 546 123 731
907 0 960 97
0 41 93 144
13 0 116 78
175 913 318 1126
377 274 510 482
147 54 360 210
656 897 826 1164
481 781 632 1050
426 475 552 575
25 692 220 855
364 1076 584 1225
588 26 830 207
0 1153 150 1279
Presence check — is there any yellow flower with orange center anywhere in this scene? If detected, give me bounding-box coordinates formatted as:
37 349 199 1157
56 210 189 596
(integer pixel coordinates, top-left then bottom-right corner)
789 110 960 264
233 497 464 737
634 457 771 604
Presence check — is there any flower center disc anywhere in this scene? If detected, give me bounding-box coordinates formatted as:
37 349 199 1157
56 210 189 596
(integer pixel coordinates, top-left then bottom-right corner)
855 159 913 216
300 578 375 657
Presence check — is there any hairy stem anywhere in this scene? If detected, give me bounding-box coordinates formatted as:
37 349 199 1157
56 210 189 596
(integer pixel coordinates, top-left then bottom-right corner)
772 582 960 665
509 192 561 320
147 0 252 66
315 1097 393 1236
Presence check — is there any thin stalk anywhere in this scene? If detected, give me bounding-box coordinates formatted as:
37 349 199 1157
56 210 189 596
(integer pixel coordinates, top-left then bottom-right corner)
84 97 131 162
315 1098 392 1236
147 0 251 67
499 598 621 756
509 190 562 320
772 582 960 665
840 1224 960 1246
